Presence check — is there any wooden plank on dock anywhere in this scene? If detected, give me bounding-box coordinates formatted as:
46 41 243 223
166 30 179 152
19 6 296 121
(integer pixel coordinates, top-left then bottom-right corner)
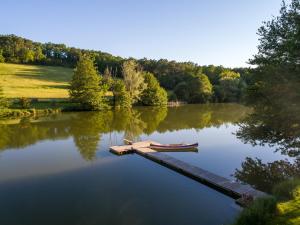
110 141 268 205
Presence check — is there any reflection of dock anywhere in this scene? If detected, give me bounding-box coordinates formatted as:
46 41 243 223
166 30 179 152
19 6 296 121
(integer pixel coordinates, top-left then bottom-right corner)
110 141 268 206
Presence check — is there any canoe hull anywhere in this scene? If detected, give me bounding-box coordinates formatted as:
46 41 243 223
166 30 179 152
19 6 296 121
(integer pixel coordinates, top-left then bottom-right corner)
150 143 198 150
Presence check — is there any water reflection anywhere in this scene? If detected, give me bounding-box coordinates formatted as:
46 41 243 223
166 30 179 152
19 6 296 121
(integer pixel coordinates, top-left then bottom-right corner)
235 101 300 192
0 104 248 161
236 103 300 157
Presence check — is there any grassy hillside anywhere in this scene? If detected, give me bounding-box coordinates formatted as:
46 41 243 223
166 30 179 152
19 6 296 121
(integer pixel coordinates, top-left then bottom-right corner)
0 63 73 98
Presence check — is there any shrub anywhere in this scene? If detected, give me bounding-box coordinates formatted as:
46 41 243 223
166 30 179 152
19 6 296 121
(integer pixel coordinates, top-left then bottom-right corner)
167 91 177 101
174 82 189 101
272 178 300 201
112 79 132 108
232 197 277 225
19 97 31 109
140 72 168 106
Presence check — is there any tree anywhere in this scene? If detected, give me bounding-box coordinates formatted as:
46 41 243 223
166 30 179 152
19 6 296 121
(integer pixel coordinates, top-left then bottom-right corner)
21 48 35 63
34 46 46 61
111 79 131 108
140 72 168 106
219 70 240 80
247 0 300 107
103 66 114 88
251 0 300 66
188 74 213 103
69 55 108 110
214 70 241 102
174 82 189 101
122 60 146 104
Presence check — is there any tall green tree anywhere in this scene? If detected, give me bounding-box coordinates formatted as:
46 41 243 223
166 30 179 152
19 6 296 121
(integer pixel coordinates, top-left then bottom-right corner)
214 71 241 102
69 55 108 110
122 60 146 104
188 74 213 103
248 0 300 106
140 72 168 106
112 79 131 108
174 82 189 101
103 66 114 88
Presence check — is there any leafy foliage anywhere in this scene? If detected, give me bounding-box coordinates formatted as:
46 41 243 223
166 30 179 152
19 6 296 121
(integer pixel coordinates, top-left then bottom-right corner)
271 185 300 225
19 97 31 109
122 60 146 104
174 82 189 101
250 0 300 66
247 0 300 107
69 55 108 110
273 178 300 201
188 73 213 103
111 79 131 108
232 197 277 225
140 72 168 106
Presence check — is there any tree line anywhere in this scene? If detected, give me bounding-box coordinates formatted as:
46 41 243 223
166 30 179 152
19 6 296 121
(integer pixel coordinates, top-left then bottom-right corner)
69 56 168 109
0 34 251 104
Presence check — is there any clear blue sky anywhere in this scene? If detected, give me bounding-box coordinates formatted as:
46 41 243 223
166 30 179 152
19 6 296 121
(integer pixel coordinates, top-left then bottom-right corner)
0 0 283 67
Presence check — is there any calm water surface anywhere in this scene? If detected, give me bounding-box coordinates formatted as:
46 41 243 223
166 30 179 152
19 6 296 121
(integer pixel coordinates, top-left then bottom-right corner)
0 104 290 225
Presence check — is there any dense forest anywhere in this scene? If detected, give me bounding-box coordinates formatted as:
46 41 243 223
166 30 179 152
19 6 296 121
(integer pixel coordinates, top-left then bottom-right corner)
0 35 251 103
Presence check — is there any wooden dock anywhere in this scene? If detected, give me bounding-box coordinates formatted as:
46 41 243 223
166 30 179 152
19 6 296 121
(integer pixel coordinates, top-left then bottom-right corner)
110 141 268 205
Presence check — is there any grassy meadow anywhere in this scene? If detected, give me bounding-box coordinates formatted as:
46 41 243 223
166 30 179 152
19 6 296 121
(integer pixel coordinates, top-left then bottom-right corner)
0 63 73 99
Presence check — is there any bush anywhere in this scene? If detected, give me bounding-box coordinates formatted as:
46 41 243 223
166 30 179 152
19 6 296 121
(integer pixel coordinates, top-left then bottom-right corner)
112 79 132 108
167 91 177 101
232 197 277 225
273 178 300 201
19 97 31 109
140 72 168 106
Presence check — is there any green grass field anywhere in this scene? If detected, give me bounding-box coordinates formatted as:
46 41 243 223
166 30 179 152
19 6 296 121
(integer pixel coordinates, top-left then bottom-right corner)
0 63 73 98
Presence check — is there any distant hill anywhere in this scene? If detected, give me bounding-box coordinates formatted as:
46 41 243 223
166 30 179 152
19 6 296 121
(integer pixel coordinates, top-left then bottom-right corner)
0 63 73 98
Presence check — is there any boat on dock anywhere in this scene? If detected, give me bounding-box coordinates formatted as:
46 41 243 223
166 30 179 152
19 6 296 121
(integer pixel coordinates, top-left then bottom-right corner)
149 142 198 150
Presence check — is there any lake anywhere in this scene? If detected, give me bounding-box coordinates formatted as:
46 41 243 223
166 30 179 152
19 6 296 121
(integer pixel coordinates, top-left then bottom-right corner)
0 104 291 225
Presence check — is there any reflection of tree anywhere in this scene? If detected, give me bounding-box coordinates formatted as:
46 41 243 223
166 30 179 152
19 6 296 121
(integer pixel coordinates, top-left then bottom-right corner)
234 157 300 193
110 108 145 142
124 109 147 142
111 107 167 141
235 98 300 192
157 103 249 132
0 117 70 150
137 106 167 134
0 104 251 161
236 104 300 157
70 111 113 161
0 104 249 152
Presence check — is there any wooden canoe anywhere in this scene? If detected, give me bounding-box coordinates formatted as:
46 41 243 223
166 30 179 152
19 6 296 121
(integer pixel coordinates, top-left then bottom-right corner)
149 143 198 150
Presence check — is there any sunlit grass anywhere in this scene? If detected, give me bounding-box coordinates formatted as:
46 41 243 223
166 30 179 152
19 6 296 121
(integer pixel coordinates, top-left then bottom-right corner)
0 63 73 98
271 187 300 225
